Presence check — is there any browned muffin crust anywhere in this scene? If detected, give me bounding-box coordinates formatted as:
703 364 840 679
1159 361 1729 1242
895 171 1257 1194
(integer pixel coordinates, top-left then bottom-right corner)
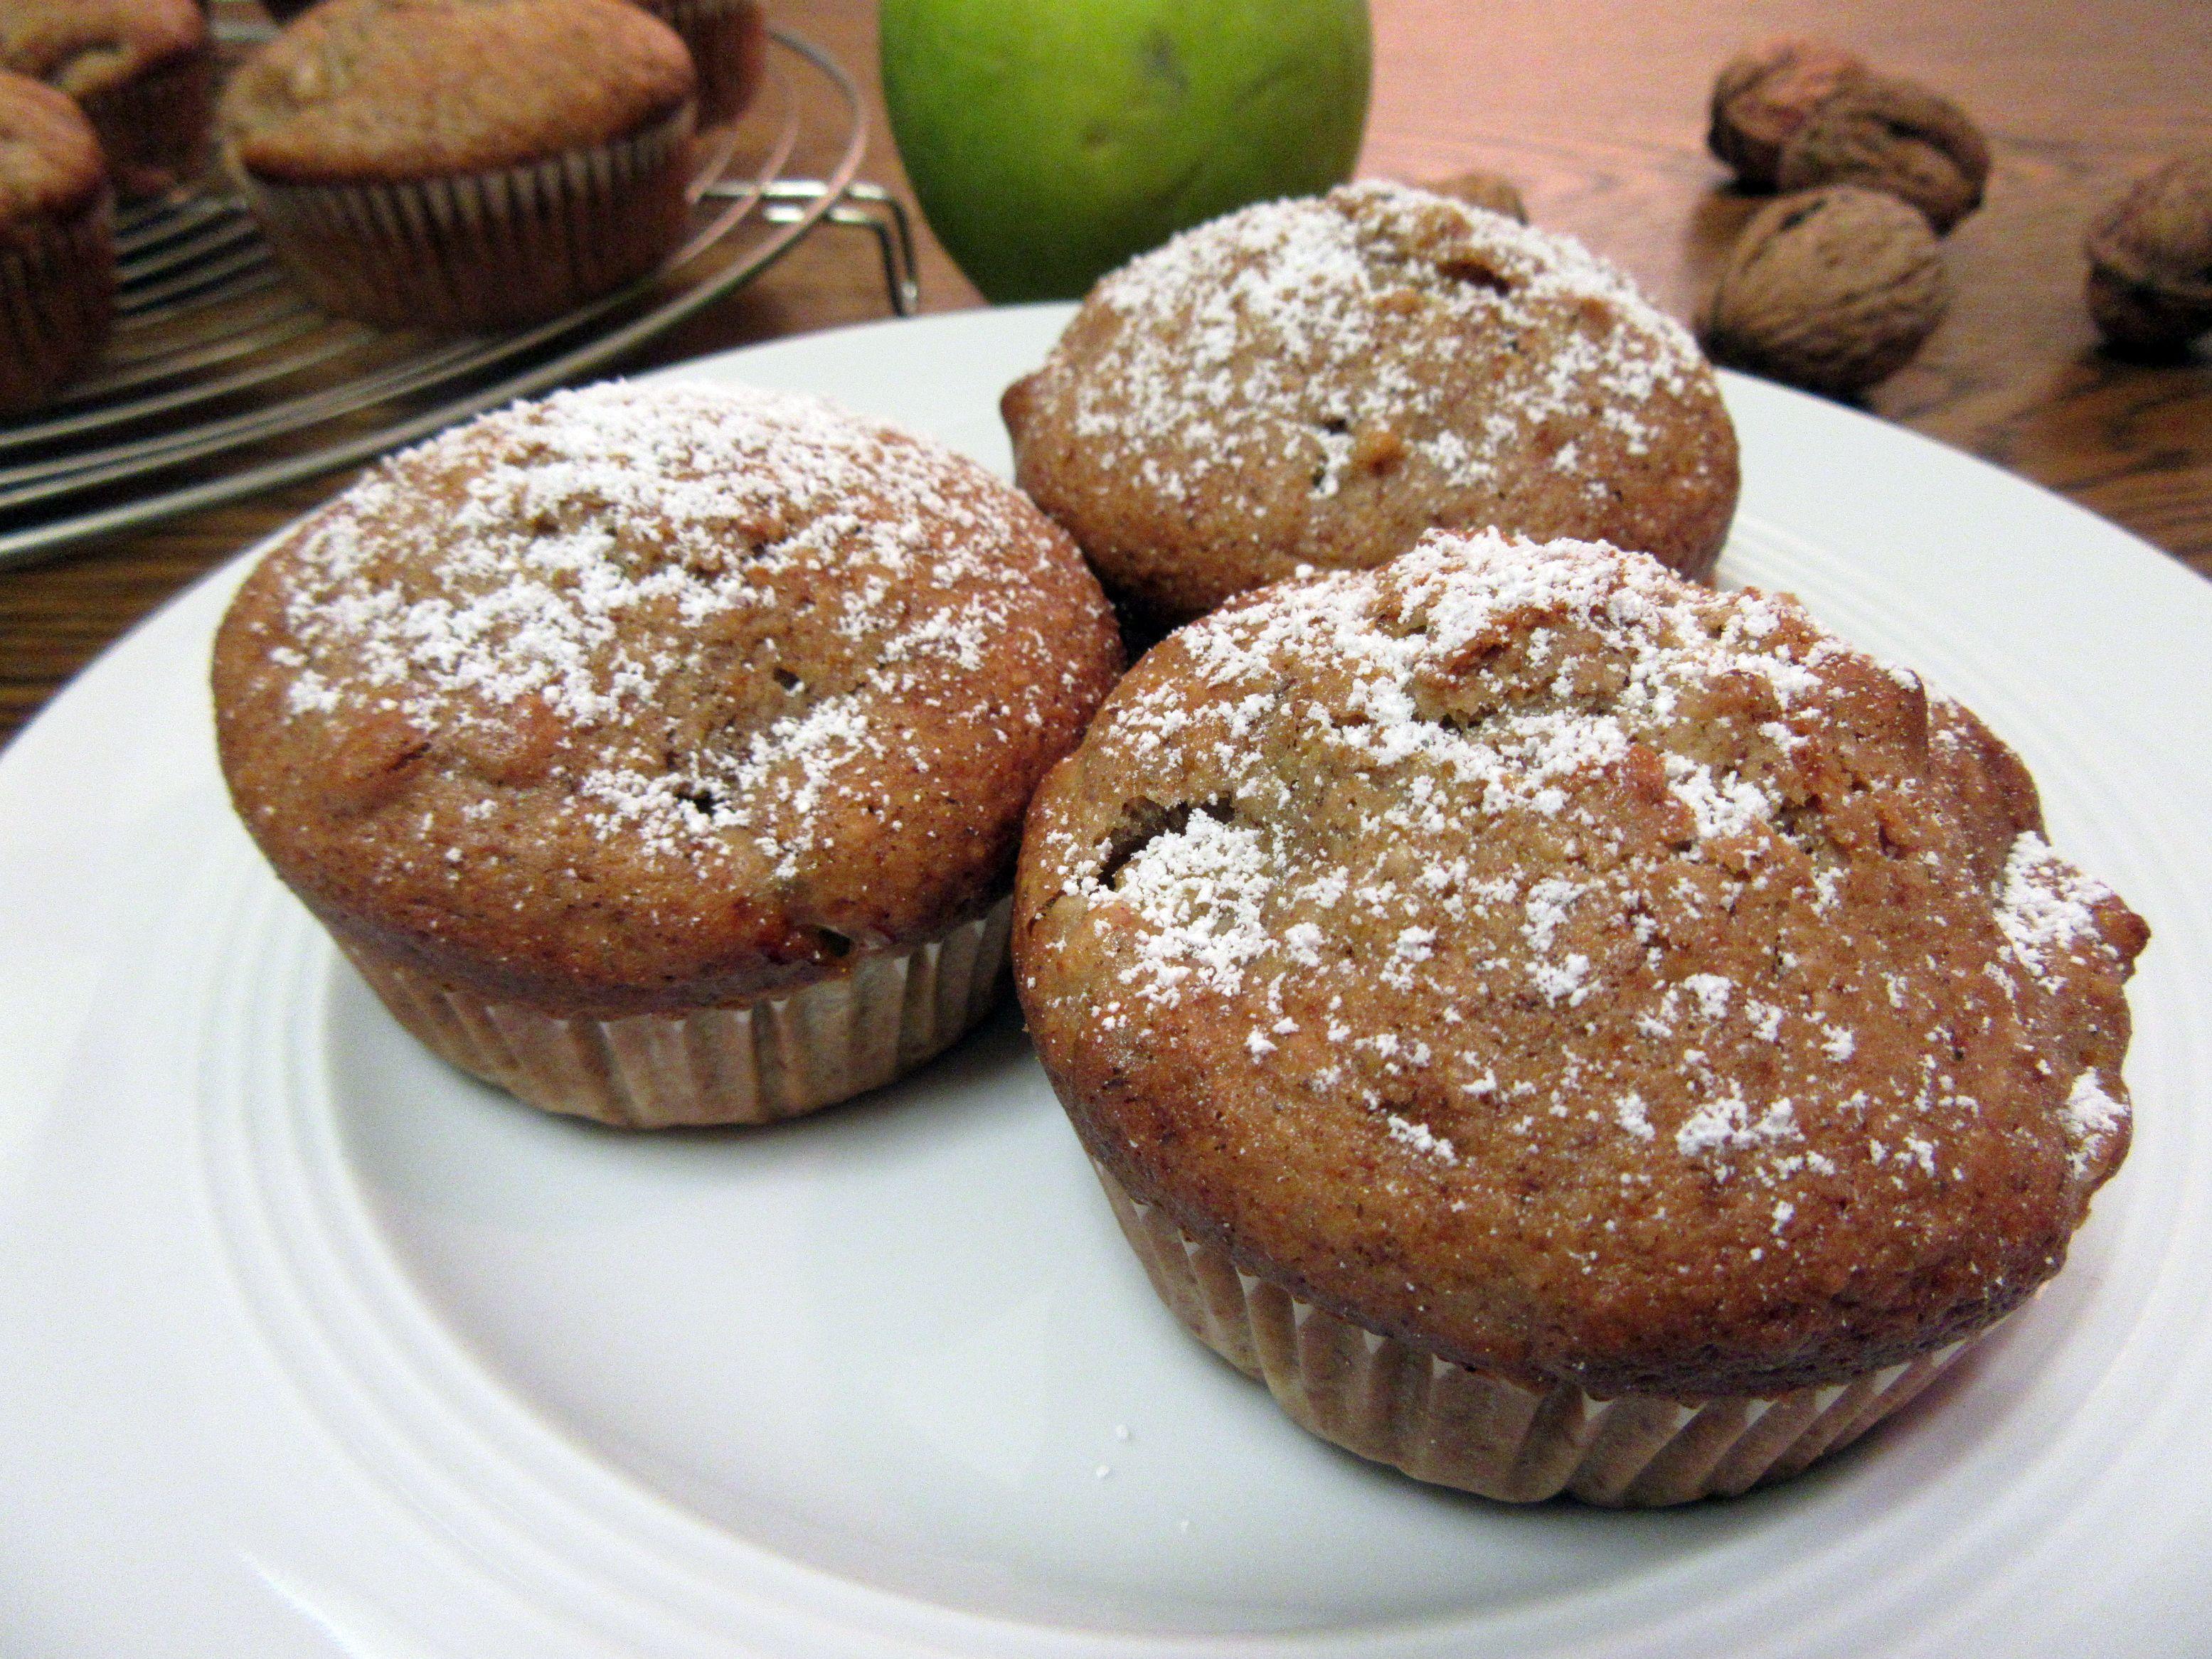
1004 182 1740 627
1016 532 2145 1400
0 0 204 105
0 0 211 197
218 0 694 183
215 382 1123 1018
0 69 106 228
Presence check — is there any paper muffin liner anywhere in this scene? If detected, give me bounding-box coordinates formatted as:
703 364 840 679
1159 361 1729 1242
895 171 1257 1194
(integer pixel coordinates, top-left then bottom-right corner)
79 45 216 199
0 198 115 414
1096 1163 1979 1506
643 0 767 124
339 895 1012 1129
230 102 695 333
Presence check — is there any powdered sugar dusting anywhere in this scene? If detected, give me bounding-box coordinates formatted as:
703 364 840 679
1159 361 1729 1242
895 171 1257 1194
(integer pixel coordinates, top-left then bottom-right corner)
1032 529 2143 1227
1675 1092 1800 1166
2061 1069 2127 1175
1049 181 1708 505
1078 533 1836 1018
1997 833 2115 991
1388 1114 1459 1165
1108 809 1277 1003
261 380 1085 873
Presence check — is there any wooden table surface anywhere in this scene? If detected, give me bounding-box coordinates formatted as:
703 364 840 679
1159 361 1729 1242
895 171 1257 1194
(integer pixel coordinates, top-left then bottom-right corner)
2 0 2205 750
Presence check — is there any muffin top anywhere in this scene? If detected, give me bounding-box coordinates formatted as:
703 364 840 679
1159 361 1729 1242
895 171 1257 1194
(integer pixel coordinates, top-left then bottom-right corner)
214 382 1123 1016
1002 182 1740 626
0 69 105 234
218 0 694 183
1016 532 2146 1399
0 0 206 102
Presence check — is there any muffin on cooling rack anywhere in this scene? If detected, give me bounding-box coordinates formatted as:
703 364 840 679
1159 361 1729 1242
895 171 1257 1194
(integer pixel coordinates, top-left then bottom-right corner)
0 71 115 414
0 0 213 198
1003 181 1740 626
213 380 1123 1128
218 0 697 332
1015 529 2146 1505
630 0 766 124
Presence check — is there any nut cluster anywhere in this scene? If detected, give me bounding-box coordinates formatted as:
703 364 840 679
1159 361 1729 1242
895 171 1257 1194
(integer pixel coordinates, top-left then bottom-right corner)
1702 39 1988 396
1708 39 1990 233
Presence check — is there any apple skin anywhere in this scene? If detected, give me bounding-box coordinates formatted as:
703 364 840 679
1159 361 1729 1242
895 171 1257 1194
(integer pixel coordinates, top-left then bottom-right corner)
881 0 1371 304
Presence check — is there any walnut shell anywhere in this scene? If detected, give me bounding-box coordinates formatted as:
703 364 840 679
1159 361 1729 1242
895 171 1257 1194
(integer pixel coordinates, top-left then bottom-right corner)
1418 168 1528 223
1708 38 1868 190
1776 73 1991 233
1700 186 1950 398
2085 151 2212 353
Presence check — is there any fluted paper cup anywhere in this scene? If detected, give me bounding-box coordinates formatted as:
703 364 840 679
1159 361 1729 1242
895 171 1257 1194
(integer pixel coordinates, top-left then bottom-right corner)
0 198 115 412
341 895 1013 1129
82 46 214 198
230 103 694 333
1097 1163 1979 1506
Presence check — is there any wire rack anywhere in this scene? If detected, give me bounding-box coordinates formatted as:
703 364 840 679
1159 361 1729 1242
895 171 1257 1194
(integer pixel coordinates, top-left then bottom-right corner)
0 22 919 574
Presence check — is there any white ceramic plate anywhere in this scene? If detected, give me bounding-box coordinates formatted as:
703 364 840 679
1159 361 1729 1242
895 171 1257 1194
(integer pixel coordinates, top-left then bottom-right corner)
3 306 2208 1658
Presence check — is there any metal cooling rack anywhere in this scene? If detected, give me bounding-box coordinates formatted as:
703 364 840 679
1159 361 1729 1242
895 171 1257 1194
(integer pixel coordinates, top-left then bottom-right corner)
0 23 919 573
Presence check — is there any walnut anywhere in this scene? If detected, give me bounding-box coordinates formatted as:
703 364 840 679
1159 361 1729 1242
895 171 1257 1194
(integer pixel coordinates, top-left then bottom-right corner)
1699 186 1950 398
2085 151 2212 353
1420 169 1528 224
1776 74 1991 233
1708 38 1868 190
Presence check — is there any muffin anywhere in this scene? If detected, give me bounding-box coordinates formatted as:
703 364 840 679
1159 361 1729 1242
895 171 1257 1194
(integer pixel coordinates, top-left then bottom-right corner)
0 71 115 414
631 0 765 125
217 0 697 333
214 381 1124 1127
1003 181 1740 626
0 0 213 198
1015 530 2147 1505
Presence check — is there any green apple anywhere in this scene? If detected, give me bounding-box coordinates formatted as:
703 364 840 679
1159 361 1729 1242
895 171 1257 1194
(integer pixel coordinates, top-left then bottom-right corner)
881 0 1372 304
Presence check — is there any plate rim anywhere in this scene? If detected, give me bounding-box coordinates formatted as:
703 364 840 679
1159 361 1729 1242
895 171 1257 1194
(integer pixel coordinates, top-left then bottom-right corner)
3 304 2210 1659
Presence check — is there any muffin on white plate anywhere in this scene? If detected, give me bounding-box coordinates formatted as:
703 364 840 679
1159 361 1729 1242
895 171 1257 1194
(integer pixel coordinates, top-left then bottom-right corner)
213 380 1124 1127
1003 181 1740 625
1016 529 2146 1503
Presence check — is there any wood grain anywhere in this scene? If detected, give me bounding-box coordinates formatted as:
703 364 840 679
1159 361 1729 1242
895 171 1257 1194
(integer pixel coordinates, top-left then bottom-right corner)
1362 0 2212 576
1 0 2204 749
